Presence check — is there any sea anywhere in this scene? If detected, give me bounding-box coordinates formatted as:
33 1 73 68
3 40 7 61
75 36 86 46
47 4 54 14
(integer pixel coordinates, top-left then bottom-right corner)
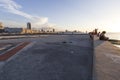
106 32 120 48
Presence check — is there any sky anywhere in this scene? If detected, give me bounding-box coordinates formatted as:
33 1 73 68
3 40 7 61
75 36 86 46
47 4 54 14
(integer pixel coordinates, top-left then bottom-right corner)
0 0 120 32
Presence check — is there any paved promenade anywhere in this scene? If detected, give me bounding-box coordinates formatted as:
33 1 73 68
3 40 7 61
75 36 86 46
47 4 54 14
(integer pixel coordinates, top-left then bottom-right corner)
0 35 93 80
94 36 120 80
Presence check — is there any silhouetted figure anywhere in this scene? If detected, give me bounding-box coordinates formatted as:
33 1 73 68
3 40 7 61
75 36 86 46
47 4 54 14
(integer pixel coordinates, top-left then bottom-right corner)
99 31 109 40
89 32 94 40
97 32 101 37
94 29 98 35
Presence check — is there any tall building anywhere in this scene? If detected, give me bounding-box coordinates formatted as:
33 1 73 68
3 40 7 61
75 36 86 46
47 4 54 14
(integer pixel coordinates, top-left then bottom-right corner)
27 22 31 29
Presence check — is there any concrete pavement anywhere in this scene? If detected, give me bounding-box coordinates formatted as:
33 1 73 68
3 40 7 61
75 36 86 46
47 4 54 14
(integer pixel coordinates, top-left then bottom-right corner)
0 35 93 80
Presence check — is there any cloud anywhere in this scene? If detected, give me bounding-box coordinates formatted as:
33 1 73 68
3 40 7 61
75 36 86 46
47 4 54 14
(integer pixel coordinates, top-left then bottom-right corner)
0 0 48 27
32 16 48 26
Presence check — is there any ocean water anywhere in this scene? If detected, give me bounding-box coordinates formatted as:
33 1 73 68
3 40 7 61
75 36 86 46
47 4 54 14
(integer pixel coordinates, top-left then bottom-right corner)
106 32 120 40
106 32 120 48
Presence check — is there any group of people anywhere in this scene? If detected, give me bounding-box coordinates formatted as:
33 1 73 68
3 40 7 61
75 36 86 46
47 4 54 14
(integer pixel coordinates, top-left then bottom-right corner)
97 31 109 40
89 29 109 41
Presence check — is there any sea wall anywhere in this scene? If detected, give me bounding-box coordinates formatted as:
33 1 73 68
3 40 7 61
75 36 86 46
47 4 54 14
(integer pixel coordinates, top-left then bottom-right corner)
93 36 120 80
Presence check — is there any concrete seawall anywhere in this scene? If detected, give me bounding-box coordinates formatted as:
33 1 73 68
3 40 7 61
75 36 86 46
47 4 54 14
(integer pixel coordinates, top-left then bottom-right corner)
1 34 120 80
93 36 120 80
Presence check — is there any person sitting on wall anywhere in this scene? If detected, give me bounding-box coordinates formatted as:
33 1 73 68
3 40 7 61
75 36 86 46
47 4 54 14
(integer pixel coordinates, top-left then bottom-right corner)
97 32 101 37
89 32 94 40
99 31 109 40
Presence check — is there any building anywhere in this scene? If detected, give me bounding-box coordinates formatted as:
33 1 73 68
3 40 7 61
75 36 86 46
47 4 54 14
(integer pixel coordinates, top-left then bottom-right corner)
0 22 4 33
53 29 55 32
40 27 56 33
27 22 31 29
4 27 23 33
0 22 4 29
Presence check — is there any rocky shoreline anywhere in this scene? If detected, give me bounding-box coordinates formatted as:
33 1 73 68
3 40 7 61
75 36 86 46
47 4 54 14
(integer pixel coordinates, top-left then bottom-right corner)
108 39 120 45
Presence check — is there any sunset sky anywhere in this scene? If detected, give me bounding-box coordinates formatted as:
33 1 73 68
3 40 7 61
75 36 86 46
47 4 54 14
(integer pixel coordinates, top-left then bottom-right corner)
0 0 120 32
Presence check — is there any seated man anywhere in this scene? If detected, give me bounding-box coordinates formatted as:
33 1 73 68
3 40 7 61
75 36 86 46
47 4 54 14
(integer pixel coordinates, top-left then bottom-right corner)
89 32 94 40
99 31 109 40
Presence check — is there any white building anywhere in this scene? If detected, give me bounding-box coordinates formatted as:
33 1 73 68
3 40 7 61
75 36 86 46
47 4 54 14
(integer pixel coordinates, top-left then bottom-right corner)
4 27 23 33
0 22 4 29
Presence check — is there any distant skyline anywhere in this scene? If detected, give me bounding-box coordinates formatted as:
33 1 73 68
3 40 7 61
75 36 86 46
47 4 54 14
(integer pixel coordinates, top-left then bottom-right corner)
0 0 120 32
